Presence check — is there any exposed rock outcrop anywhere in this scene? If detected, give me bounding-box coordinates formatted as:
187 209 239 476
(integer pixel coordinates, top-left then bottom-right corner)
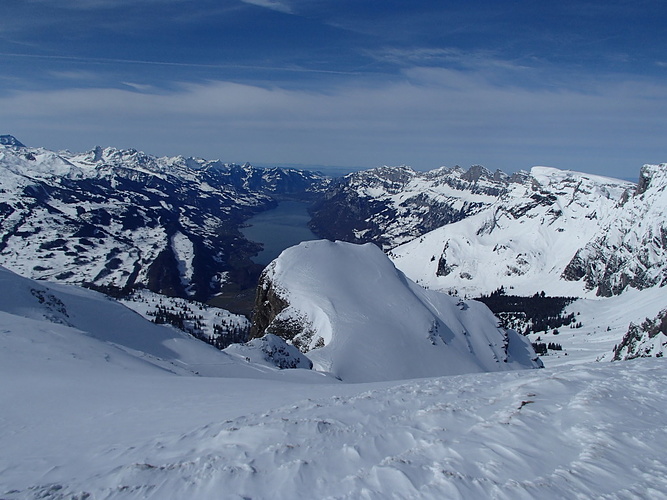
613 308 667 360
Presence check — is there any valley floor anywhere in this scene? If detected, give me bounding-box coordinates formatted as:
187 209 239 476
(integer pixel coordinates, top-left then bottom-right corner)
2 354 667 499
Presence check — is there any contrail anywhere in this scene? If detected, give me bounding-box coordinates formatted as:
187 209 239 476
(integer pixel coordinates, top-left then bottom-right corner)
0 52 363 75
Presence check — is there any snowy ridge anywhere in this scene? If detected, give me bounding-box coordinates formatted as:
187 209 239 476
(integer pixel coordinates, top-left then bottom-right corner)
389 165 657 298
252 240 541 382
562 163 667 295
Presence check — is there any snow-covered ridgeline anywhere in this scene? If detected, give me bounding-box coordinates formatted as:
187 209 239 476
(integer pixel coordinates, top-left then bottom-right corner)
309 164 515 249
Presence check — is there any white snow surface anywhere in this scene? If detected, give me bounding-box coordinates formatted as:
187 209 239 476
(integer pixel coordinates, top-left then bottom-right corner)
528 285 667 368
171 231 196 293
2 265 667 498
2 327 667 498
261 240 541 382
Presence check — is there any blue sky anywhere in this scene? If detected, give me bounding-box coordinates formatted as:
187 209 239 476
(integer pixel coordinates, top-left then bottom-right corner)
1 0 666 178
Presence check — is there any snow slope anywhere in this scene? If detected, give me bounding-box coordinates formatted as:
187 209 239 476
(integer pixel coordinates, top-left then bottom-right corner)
2 346 667 499
253 240 541 382
526 285 667 368
0 265 330 382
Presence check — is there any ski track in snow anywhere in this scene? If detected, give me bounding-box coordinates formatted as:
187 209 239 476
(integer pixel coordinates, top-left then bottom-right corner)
2 360 667 499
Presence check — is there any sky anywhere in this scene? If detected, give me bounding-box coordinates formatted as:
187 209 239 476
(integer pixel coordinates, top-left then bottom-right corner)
1 0 666 179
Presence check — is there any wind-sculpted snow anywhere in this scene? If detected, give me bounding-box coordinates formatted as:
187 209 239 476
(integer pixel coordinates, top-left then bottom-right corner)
2 353 667 499
252 240 541 382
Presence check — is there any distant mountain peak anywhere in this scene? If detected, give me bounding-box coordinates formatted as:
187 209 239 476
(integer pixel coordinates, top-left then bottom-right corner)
460 164 493 183
0 135 26 148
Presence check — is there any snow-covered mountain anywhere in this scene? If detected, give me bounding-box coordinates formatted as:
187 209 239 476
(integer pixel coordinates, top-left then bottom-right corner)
309 164 518 249
388 165 667 298
310 162 667 299
0 135 326 302
3 288 667 500
250 240 542 382
3 134 662 305
3 135 667 498
561 163 667 296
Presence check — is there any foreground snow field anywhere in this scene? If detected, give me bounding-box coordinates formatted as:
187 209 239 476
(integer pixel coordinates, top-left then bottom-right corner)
1 264 666 498
2 352 667 499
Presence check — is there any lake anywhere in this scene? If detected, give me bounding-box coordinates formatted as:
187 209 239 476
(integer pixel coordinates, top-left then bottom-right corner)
241 201 319 265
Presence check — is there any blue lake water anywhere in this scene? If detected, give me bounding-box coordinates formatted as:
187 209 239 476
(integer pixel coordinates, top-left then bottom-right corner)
241 201 319 265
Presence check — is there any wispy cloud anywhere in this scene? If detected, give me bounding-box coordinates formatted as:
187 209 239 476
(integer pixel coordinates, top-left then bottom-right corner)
370 47 532 73
240 0 293 14
120 82 157 92
2 69 665 178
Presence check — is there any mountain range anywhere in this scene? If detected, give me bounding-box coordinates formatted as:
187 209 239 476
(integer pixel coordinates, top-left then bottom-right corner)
3 134 665 307
309 161 666 299
387 165 663 297
0 134 325 305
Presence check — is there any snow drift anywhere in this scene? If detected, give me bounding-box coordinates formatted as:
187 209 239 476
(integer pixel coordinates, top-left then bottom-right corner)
251 240 542 382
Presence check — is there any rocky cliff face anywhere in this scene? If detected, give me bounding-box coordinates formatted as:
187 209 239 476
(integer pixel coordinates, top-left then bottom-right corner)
389 165 667 298
250 261 320 352
561 164 667 296
613 308 667 360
